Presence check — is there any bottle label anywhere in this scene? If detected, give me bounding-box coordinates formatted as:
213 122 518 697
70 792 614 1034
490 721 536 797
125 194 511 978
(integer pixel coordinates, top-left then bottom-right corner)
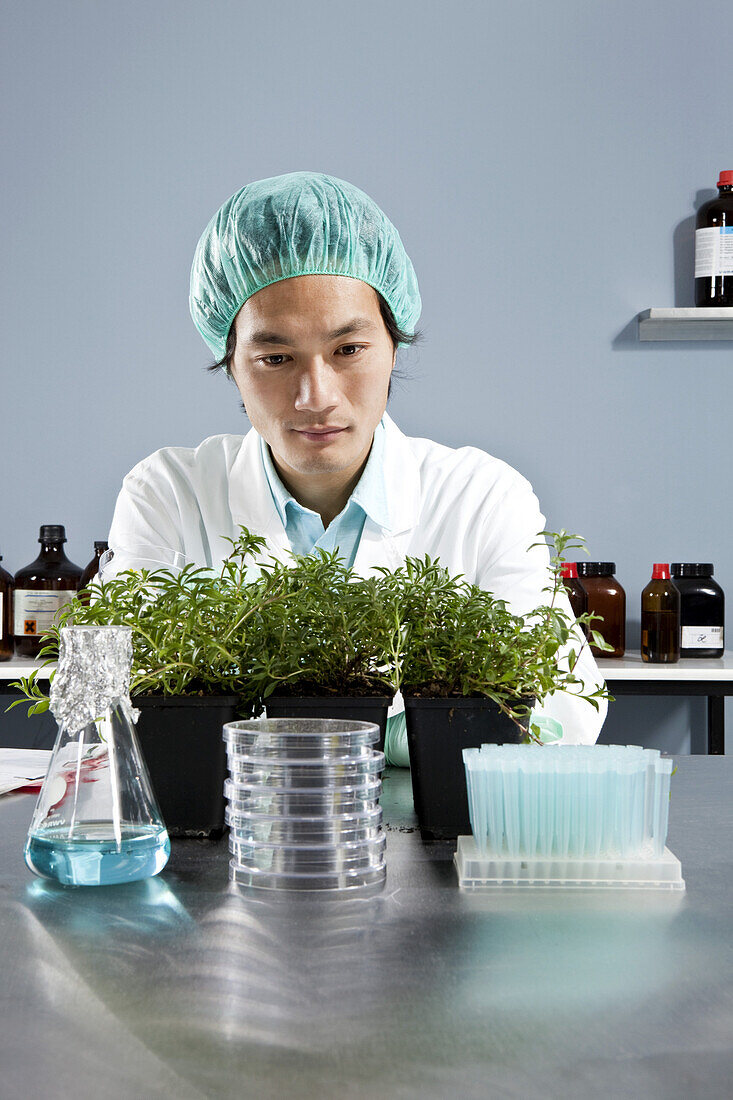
695 226 733 278
13 589 76 638
681 625 724 649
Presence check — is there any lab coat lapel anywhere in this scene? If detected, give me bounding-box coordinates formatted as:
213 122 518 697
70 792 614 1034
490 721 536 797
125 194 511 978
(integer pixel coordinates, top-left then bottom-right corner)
227 426 293 565
351 517 403 576
351 412 421 576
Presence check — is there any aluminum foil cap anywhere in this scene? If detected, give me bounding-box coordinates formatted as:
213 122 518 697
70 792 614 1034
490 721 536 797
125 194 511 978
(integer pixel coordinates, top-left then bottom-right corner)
49 625 140 734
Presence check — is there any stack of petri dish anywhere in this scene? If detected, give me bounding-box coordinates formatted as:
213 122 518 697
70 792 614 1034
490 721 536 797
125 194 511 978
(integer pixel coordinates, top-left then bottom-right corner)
223 718 387 892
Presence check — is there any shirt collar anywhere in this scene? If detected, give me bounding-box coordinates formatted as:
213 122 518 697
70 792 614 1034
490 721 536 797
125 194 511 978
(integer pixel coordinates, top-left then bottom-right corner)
349 417 391 528
259 417 392 530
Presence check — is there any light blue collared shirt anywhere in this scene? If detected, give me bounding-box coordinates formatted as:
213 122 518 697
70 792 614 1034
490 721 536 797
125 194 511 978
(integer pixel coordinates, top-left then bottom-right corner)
259 417 407 766
259 418 391 567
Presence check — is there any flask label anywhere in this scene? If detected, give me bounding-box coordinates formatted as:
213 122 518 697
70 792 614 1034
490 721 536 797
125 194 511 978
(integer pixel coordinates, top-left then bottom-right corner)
681 625 724 649
13 589 76 637
695 227 733 278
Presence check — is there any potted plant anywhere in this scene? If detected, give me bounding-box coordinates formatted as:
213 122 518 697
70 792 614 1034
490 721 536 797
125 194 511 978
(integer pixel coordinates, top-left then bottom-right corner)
8 529 290 838
250 550 394 750
375 530 614 841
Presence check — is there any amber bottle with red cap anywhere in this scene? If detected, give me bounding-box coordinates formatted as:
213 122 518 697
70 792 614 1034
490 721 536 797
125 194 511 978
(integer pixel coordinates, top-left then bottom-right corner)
575 562 625 657
695 170 733 306
641 564 680 663
560 562 588 636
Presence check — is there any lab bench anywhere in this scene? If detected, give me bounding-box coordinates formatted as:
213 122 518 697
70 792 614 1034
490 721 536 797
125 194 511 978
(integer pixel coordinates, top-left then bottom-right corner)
4 653 733 755
0 760 731 1100
597 652 733 755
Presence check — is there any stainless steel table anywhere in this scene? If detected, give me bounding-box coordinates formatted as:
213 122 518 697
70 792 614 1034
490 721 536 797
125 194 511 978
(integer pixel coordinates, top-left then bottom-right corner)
1 762 731 1100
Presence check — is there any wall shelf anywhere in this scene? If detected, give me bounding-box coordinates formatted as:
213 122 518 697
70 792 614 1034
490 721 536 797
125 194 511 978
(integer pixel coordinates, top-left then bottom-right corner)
638 307 733 341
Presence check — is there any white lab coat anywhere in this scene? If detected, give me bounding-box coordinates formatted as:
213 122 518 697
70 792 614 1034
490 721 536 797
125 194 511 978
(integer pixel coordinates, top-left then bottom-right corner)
108 411 607 744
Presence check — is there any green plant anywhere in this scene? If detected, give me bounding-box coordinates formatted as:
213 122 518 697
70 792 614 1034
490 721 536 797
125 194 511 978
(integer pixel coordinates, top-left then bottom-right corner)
247 549 396 698
374 529 614 743
6 529 292 718
8 526 613 748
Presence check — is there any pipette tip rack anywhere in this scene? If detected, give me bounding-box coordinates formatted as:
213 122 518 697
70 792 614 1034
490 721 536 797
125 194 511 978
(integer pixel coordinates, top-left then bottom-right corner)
454 744 685 890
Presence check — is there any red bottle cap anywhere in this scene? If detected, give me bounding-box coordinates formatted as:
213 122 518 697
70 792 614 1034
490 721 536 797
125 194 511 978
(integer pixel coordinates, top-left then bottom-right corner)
717 171 733 187
652 563 671 579
560 561 578 579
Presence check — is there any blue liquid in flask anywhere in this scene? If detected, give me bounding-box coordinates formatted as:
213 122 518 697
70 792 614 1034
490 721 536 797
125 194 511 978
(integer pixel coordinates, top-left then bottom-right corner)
25 823 171 887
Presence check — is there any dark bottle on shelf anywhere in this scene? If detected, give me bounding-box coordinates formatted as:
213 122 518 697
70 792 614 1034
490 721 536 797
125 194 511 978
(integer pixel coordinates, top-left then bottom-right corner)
77 541 109 606
671 563 724 658
560 561 588 636
641 563 680 663
0 553 14 661
576 562 625 657
13 526 83 659
695 171 733 306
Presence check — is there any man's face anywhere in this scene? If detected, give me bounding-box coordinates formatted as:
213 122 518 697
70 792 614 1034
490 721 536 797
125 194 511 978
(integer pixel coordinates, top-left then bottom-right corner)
229 275 396 482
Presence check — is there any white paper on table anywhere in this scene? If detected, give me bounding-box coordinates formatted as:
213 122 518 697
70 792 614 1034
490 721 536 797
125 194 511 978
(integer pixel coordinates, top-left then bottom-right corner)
0 748 52 795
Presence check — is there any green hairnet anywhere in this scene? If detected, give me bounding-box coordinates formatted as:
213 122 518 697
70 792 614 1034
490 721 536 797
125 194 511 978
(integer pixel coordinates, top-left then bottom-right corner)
189 171 421 363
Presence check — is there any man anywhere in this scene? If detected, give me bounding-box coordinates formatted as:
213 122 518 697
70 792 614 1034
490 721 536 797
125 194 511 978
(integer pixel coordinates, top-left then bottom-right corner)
108 171 607 760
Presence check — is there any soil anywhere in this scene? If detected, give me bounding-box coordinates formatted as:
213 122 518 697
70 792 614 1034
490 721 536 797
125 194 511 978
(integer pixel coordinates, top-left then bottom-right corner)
271 680 391 698
403 687 490 699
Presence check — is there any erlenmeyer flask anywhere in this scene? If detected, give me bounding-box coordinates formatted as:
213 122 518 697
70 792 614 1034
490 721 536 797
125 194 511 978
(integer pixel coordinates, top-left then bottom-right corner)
24 625 170 886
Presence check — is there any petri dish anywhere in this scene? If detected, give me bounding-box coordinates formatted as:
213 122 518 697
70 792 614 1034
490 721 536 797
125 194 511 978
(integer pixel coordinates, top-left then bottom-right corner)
223 719 379 758
225 805 383 845
229 831 386 873
226 752 385 789
229 857 387 893
224 777 382 817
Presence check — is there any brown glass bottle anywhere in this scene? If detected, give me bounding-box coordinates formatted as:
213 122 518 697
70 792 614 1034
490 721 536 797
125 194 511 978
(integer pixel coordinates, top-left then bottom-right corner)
576 562 625 657
0 553 14 661
77 541 109 606
695 171 733 306
641 563 680 663
13 526 83 658
560 561 588 637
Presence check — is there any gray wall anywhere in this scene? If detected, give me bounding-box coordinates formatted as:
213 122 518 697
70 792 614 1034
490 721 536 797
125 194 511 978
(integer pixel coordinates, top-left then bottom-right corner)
2 0 730 753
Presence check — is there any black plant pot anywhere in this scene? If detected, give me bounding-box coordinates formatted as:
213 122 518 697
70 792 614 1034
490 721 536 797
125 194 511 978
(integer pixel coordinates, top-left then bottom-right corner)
265 695 392 752
133 694 239 839
404 695 534 842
